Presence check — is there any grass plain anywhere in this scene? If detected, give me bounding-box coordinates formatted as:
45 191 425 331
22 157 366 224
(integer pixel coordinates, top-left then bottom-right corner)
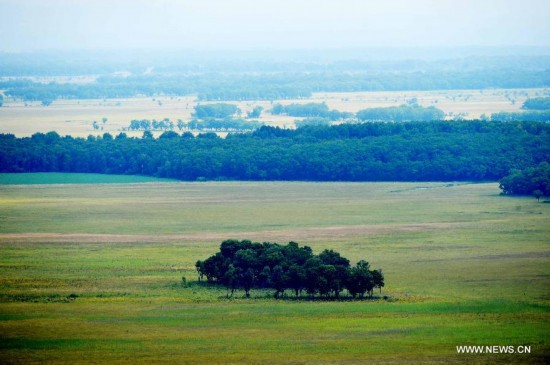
0 179 549 363
1 88 548 137
0 172 176 185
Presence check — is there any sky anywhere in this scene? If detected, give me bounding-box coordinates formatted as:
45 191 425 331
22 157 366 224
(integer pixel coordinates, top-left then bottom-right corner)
1 0 550 52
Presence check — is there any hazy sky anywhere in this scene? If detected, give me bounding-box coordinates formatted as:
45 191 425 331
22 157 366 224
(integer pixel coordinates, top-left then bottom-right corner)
1 0 550 51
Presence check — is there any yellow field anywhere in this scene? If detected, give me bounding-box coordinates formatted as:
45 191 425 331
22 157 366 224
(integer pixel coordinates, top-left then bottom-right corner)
0 88 548 137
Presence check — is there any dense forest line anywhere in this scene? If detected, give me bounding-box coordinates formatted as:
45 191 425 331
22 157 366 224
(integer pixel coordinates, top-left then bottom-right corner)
2 69 549 103
1 121 548 182
196 240 384 299
2 49 549 76
2 49 548 104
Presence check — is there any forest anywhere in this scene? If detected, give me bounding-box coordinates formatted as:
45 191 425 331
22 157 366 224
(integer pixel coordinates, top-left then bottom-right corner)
0 121 548 183
1 51 549 104
2 70 549 104
196 240 384 299
271 102 353 119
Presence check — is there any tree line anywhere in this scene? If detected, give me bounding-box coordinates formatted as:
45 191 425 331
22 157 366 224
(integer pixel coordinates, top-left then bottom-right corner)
2 68 549 104
271 102 353 120
486 97 550 122
499 162 550 200
0 121 548 182
522 97 550 111
195 240 384 299
193 103 241 119
490 111 550 122
127 117 262 132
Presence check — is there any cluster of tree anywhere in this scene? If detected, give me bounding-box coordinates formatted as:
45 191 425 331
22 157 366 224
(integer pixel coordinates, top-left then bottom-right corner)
128 118 176 131
246 106 263 118
271 102 353 120
195 240 384 299
490 111 550 122
522 97 550 110
91 117 108 131
127 117 262 132
499 162 550 200
193 103 241 119
356 104 445 122
1 121 548 181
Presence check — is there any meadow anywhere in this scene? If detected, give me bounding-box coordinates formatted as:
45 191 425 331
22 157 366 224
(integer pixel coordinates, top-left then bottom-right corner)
1 88 548 137
0 179 549 363
0 173 176 185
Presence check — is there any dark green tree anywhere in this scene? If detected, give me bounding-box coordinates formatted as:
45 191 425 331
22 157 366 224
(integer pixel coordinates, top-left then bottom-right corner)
195 260 205 282
271 265 288 299
346 260 373 298
372 269 385 296
287 263 306 297
224 264 239 298
247 106 264 118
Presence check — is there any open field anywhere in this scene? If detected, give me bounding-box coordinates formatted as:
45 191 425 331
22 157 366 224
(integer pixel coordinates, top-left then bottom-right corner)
0 180 549 363
1 88 549 137
0 173 176 185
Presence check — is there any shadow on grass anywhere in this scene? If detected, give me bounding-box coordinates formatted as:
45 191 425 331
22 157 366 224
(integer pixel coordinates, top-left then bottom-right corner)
186 280 395 302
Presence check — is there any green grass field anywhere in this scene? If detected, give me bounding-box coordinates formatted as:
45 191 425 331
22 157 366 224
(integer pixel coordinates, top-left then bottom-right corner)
0 180 548 363
0 172 176 185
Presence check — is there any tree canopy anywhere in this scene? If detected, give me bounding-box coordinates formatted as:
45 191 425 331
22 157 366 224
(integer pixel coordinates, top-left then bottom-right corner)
196 240 384 299
271 102 352 120
522 97 550 111
193 103 241 119
0 121 548 182
499 162 550 199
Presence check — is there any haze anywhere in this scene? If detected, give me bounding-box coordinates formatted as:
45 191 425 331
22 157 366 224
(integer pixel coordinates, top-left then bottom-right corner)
1 0 550 52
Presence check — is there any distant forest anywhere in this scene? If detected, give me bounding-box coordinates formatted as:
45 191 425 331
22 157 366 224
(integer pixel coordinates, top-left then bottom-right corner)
1 51 549 103
1 121 548 182
2 70 549 103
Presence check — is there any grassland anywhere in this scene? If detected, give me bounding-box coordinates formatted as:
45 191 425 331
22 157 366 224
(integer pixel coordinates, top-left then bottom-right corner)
0 181 549 363
1 88 548 137
0 173 176 185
